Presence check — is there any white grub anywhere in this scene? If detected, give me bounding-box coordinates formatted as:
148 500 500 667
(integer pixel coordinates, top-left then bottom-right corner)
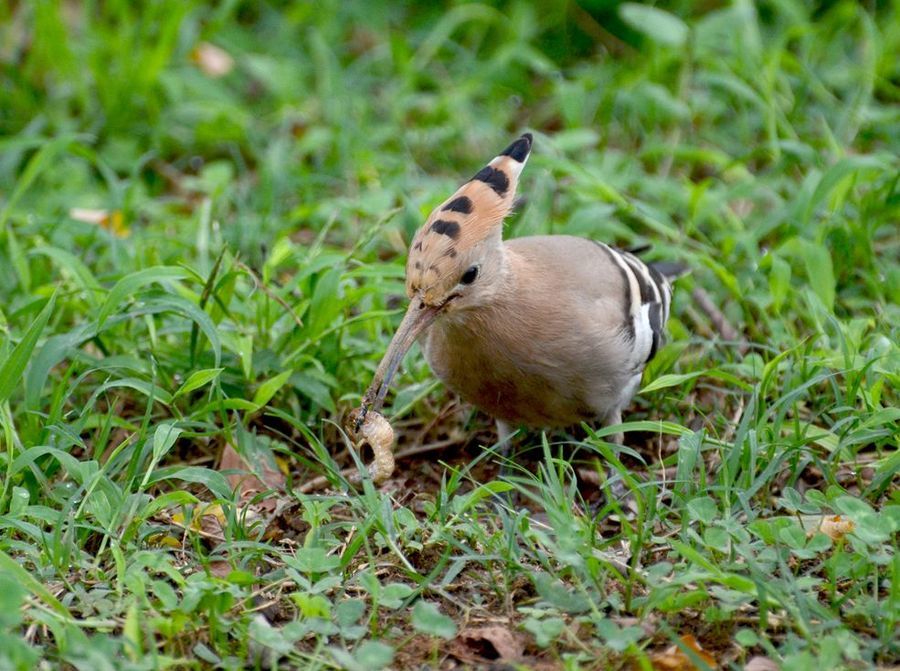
348 409 395 485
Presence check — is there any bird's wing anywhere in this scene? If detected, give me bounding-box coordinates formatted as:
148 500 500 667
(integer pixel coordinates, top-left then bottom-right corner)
591 242 675 367
506 235 678 369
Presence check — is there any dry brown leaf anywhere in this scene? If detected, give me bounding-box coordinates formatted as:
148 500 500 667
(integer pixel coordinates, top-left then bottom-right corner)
208 561 232 579
191 42 234 77
220 443 285 507
819 514 855 541
220 443 245 490
649 634 717 670
457 626 524 662
69 208 128 237
744 656 779 671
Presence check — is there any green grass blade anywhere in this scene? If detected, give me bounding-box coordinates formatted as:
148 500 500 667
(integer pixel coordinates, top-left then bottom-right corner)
0 293 56 405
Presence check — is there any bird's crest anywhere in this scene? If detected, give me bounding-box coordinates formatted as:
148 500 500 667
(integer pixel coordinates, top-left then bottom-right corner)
406 133 532 300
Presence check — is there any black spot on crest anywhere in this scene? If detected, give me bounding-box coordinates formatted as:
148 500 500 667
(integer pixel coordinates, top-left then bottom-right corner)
431 219 460 239
472 166 510 196
413 240 423 251
414 261 422 270
444 248 458 258
500 133 532 162
442 196 473 214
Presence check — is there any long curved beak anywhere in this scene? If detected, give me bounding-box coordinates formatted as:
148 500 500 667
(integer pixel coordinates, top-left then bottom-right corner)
354 298 441 431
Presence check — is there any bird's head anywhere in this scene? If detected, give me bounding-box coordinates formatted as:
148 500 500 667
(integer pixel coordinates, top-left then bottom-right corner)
405 132 532 313
356 133 533 422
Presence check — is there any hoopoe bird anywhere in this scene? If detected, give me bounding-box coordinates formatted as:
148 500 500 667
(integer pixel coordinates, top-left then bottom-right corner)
353 133 682 476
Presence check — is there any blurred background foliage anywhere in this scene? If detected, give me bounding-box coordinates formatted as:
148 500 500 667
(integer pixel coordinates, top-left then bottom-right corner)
0 0 898 667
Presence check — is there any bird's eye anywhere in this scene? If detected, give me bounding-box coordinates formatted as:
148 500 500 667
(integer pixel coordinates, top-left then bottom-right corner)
460 266 479 285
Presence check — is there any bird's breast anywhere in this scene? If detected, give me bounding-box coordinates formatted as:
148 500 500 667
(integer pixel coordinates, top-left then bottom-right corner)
420 307 611 428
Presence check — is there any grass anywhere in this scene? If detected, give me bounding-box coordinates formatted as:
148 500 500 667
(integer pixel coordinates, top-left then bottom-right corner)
0 0 898 669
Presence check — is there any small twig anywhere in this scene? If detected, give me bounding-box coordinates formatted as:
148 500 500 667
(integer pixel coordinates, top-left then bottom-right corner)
398 437 461 461
297 437 460 494
235 261 304 329
567 3 633 56
721 395 746 446
150 159 191 197
691 286 749 354
297 466 359 495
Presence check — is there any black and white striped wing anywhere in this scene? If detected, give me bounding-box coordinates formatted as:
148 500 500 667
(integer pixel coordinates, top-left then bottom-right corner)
596 243 674 368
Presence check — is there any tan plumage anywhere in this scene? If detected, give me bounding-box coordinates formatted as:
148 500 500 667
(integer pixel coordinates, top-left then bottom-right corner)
423 235 642 429
356 133 682 448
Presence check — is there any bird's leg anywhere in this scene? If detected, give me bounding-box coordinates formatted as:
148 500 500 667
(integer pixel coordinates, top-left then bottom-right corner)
493 419 522 507
595 408 633 511
576 409 627 510
603 409 624 447
494 419 516 476
496 419 514 446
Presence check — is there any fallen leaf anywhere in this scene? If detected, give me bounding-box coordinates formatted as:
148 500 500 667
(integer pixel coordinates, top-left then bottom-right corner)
819 514 855 541
69 208 128 237
171 503 226 538
191 42 234 77
457 626 523 662
146 533 181 549
220 443 285 506
744 656 779 671
649 634 717 670
208 561 232 579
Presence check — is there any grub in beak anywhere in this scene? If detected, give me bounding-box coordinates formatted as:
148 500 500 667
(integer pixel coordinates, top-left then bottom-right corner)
346 406 395 484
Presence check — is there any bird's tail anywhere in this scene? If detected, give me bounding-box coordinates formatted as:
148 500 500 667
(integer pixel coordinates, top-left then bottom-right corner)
648 260 689 282
626 244 689 282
